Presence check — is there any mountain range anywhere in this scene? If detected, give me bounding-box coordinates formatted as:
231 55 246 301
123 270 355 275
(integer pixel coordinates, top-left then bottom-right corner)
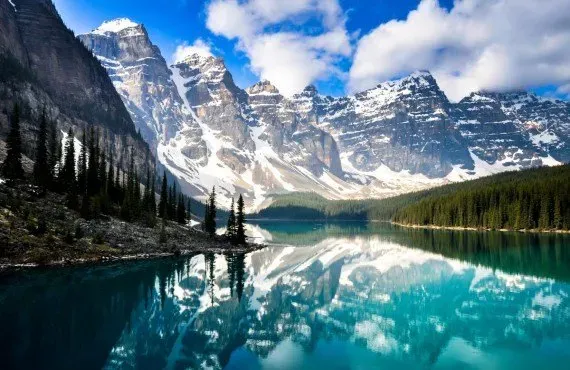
2 1 569 211
78 17 569 210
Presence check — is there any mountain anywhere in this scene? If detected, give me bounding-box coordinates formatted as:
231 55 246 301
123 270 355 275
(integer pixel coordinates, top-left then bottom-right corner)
0 0 151 171
79 17 570 210
81 22 369 209
295 71 474 178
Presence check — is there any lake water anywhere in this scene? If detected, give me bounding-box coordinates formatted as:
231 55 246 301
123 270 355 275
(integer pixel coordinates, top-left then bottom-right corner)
1 222 570 369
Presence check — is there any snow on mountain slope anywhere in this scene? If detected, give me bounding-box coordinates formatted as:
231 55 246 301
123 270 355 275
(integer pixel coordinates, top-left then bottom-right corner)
79 18 569 211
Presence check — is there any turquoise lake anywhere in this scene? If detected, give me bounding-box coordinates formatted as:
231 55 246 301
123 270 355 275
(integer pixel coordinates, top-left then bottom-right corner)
1 222 570 369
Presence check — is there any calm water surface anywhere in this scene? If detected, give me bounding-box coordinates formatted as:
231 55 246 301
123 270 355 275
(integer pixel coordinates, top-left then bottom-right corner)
1 222 570 369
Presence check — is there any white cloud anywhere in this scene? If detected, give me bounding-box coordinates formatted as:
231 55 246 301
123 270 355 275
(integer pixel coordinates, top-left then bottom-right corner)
206 0 351 96
558 84 570 99
173 39 213 63
349 0 570 101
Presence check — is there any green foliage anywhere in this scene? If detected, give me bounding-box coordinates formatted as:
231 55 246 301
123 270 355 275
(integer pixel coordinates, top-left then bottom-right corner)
226 198 237 242
204 187 217 236
48 119 59 189
235 194 246 245
256 165 570 232
254 191 423 221
32 110 50 188
176 193 186 225
158 173 168 218
393 165 570 231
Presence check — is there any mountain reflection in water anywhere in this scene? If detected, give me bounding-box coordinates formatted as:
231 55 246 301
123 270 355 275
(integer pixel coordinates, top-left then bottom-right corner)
1 222 569 370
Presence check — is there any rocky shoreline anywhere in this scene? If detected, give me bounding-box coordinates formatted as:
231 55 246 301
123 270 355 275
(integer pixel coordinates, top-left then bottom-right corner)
0 183 264 268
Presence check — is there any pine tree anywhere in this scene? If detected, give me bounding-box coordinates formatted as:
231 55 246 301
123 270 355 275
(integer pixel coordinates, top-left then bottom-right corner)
203 202 210 232
150 173 157 216
60 129 78 210
77 129 87 195
168 183 177 220
86 127 99 196
48 118 59 186
33 110 50 188
226 198 236 243
206 187 217 236
59 129 75 185
107 150 115 202
553 195 562 229
187 198 192 223
176 193 186 225
1 103 24 180
235 194 246 244
142 168 151 212
99 150 107 195
538 195 551 230
133 171 141 218
159 173 168 218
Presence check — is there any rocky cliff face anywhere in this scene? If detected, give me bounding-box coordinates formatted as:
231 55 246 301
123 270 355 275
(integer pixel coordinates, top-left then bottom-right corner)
168 54 353 207
295 71 474 178
78 19 205 157
80 21 355 208
77 16 570 209
0 0 151 171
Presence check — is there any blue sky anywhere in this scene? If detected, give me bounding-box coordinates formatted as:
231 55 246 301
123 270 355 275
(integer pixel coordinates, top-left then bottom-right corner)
53 0 570 100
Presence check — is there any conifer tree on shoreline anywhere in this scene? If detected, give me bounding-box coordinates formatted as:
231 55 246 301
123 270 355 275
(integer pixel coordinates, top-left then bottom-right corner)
226 197 236 242
205 187 217 236
33 110 50 188
235 194 246 245
159 172 168 218
60 128 78 209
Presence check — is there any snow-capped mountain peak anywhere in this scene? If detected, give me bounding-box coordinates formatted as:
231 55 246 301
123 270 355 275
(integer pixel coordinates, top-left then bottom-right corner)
92 18 141 35
79 19 570 210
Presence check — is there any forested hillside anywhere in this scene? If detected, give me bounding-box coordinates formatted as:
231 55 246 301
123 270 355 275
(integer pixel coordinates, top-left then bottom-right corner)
252 190 438 221
255 165 570 231
393 165 570 231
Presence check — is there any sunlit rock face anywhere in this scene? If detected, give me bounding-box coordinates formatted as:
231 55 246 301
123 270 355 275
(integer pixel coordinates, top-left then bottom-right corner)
295 72 474 177
78 19 207 158
79 17 570 209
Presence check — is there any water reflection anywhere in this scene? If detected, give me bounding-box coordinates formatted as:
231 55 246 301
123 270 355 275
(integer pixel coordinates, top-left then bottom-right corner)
1 223 569 369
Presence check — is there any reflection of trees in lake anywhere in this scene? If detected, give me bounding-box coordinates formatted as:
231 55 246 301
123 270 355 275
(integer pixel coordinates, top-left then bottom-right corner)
386 226 570 282
206 252 216 306
4 229 570 370
255 222 570 282
224 252 246 302
0 262 159 370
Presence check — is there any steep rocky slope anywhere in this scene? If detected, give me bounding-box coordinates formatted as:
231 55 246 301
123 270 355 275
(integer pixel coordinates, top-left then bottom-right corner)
80 21 361 208
0 0 151 170
78 17 570 210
